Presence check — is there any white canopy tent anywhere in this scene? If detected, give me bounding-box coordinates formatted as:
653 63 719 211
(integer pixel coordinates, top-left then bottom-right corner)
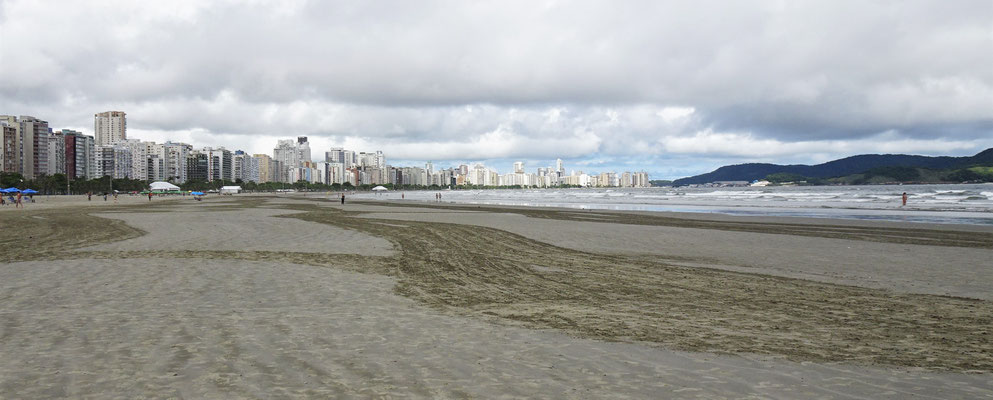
149 181 180 191
371 186 388 191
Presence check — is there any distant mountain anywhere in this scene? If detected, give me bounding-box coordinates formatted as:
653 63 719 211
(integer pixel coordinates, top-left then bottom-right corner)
672 148 993 186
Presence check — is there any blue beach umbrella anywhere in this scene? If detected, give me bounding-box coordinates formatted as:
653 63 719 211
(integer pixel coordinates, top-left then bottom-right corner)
191 191 205 196
2 187 20 193
22 189 38 194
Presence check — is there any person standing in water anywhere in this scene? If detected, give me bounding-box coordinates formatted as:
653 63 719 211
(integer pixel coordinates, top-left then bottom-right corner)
902 192 908 206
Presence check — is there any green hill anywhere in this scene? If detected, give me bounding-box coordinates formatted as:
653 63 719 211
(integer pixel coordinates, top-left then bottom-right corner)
673 148 993 186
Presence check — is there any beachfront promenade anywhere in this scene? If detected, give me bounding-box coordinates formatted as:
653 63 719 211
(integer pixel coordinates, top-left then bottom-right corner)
1 193 991 397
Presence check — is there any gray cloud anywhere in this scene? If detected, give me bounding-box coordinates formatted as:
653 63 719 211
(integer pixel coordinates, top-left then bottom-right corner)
1 0 990 178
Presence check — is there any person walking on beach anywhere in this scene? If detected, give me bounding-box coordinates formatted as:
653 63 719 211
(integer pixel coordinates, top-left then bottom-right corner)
341 193 345 205
87 192 92 201
148 192 153 201
103 193 107 201
15 191 22 208
902 192 908 207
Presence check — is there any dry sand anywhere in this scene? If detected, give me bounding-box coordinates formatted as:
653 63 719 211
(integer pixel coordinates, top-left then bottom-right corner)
83 207 394 256
1 193 990 398
2 257 990 398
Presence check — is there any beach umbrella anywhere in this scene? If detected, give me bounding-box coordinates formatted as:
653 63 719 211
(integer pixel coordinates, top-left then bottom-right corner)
191 191 205 196
22 189 38 194
3 188 20 193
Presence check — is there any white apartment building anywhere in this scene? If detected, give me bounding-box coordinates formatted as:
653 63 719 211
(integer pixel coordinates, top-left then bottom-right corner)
162 142 191 182
327 162 345 184
94 111 126 146
120 139 149 180
273 139 298 175
296 137 311 165
513 161 524 174
237 153 260 183
204 147 232 182
95 145 131 179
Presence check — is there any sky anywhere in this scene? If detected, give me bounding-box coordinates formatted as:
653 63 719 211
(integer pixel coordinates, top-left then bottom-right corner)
1 0 990 179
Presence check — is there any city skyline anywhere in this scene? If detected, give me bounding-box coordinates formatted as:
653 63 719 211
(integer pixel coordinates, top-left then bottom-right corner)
3 110 653 178
1 1 990 180
2 111 650 188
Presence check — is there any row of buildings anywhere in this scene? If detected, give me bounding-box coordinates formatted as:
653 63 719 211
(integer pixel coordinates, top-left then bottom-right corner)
386 161 650 188
1 112 650 187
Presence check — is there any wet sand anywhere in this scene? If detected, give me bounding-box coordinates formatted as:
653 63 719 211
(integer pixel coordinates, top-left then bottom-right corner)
354 206 993 300
1 193 990 397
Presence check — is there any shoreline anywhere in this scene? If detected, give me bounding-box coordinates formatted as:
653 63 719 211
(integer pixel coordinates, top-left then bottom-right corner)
351 196 993 232
348 184 993 226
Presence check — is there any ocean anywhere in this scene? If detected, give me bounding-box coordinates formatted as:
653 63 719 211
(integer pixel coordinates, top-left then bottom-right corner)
354 183 993 226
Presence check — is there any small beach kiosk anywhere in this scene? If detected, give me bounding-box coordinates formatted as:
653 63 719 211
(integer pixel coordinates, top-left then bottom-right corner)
220 186 242 195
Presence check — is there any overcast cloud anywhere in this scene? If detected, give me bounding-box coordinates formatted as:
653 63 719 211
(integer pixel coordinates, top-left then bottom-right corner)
1 0 990 178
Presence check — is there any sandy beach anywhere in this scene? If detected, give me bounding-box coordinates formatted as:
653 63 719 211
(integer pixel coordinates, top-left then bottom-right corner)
1 193 991 398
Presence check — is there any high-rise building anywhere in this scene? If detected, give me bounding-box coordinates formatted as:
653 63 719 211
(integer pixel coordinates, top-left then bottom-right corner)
327 162 345 184
147 153 165 182
342 150 356 169
47 130 66 176
1 121 16 173
253 154 274 183
95 145 131 179
204 147 232 182
120 139 149 179
94 111 126 146
1 115 50 178
325 147 345 164
162 142 191 183
297 136 311 164
63 130 96 180
186 151 208 182
273 139 298 175
241 154 260 183
232 152 244 182
513 161 524 174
